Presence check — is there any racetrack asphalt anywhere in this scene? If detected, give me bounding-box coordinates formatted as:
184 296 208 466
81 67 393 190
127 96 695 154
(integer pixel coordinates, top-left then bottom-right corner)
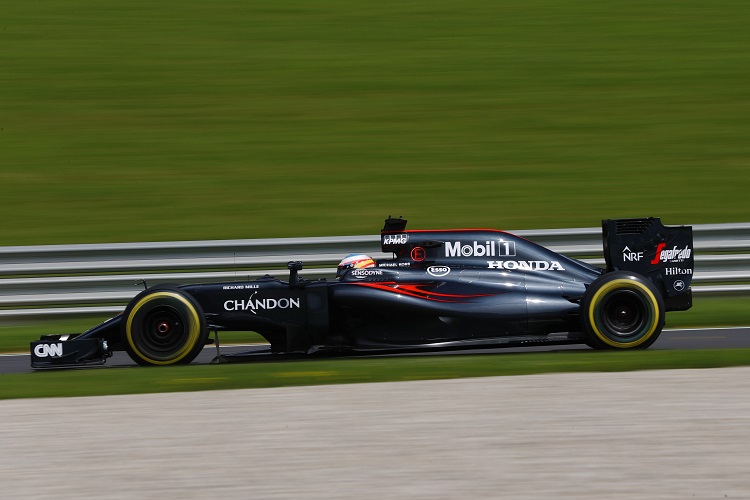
2 366 749 499
2 327 750 374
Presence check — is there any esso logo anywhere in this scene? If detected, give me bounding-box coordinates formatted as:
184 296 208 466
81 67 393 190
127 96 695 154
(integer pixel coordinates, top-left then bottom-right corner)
427 266 450 277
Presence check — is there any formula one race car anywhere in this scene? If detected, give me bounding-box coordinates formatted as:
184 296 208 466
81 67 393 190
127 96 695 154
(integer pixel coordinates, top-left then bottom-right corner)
31 217 694 368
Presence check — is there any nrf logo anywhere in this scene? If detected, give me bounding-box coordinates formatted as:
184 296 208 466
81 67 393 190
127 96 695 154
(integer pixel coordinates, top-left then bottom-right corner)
622 246 643 262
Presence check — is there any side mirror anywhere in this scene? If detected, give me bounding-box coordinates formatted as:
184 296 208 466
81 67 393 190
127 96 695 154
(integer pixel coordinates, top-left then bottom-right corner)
288 261 303 288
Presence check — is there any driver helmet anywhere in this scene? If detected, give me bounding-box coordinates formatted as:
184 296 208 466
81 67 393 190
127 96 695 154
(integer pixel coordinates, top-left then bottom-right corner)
337 253 376 279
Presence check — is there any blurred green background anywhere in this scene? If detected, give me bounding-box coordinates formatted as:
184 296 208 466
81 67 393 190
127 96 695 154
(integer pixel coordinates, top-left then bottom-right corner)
2 0 749 246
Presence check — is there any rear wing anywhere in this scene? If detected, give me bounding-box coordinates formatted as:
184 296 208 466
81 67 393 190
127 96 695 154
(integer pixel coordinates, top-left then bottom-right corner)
603 218 693 311
381 216 409 252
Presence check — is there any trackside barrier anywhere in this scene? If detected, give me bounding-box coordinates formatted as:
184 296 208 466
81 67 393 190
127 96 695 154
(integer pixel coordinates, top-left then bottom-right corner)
1 222 749 320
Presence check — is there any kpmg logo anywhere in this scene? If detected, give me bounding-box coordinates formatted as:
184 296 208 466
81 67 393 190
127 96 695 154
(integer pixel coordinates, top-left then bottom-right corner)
383 233 409 245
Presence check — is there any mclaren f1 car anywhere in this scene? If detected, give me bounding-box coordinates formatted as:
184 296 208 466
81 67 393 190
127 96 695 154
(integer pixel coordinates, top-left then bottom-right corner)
31 217 694 368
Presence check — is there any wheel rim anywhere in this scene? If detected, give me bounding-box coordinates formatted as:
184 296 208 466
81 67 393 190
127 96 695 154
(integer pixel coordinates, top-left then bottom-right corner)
599 290 648 338
139 305 187 356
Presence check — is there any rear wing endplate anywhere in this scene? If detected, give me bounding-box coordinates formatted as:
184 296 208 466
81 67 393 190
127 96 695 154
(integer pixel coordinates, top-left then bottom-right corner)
603 218 693 311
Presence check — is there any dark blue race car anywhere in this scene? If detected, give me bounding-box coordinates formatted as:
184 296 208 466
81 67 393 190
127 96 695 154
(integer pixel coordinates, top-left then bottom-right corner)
31 216 693 368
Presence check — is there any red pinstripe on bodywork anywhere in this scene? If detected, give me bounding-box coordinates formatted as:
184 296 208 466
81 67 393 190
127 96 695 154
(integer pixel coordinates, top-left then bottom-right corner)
348 282 493 303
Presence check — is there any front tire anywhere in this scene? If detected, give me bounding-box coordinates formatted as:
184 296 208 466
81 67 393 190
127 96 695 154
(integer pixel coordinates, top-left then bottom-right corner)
121 287 208 366
581 272 664 350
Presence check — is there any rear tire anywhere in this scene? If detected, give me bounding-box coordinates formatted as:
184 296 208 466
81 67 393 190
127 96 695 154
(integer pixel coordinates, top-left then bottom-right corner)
581 272 664 350
121 287 208 366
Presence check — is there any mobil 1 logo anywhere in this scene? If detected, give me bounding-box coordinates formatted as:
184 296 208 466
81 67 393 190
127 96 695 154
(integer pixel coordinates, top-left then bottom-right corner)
445 239 516 258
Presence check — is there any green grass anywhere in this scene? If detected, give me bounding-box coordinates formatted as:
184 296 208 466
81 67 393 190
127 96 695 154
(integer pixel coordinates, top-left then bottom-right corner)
3 348 750 399
2 1 749 400
2 0 750 245
665 296 750 328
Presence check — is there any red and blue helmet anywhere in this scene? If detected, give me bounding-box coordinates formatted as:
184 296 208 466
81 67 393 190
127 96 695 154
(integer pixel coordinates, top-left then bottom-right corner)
337 253 377 278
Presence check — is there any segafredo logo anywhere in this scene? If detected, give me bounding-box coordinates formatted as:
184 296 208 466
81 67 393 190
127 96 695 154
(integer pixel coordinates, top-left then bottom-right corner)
224 292 301 314
651 243 692 265
427 265 451 277
383 233 409 245
487 261 565 271
34 343 63 358
445 240 515 258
